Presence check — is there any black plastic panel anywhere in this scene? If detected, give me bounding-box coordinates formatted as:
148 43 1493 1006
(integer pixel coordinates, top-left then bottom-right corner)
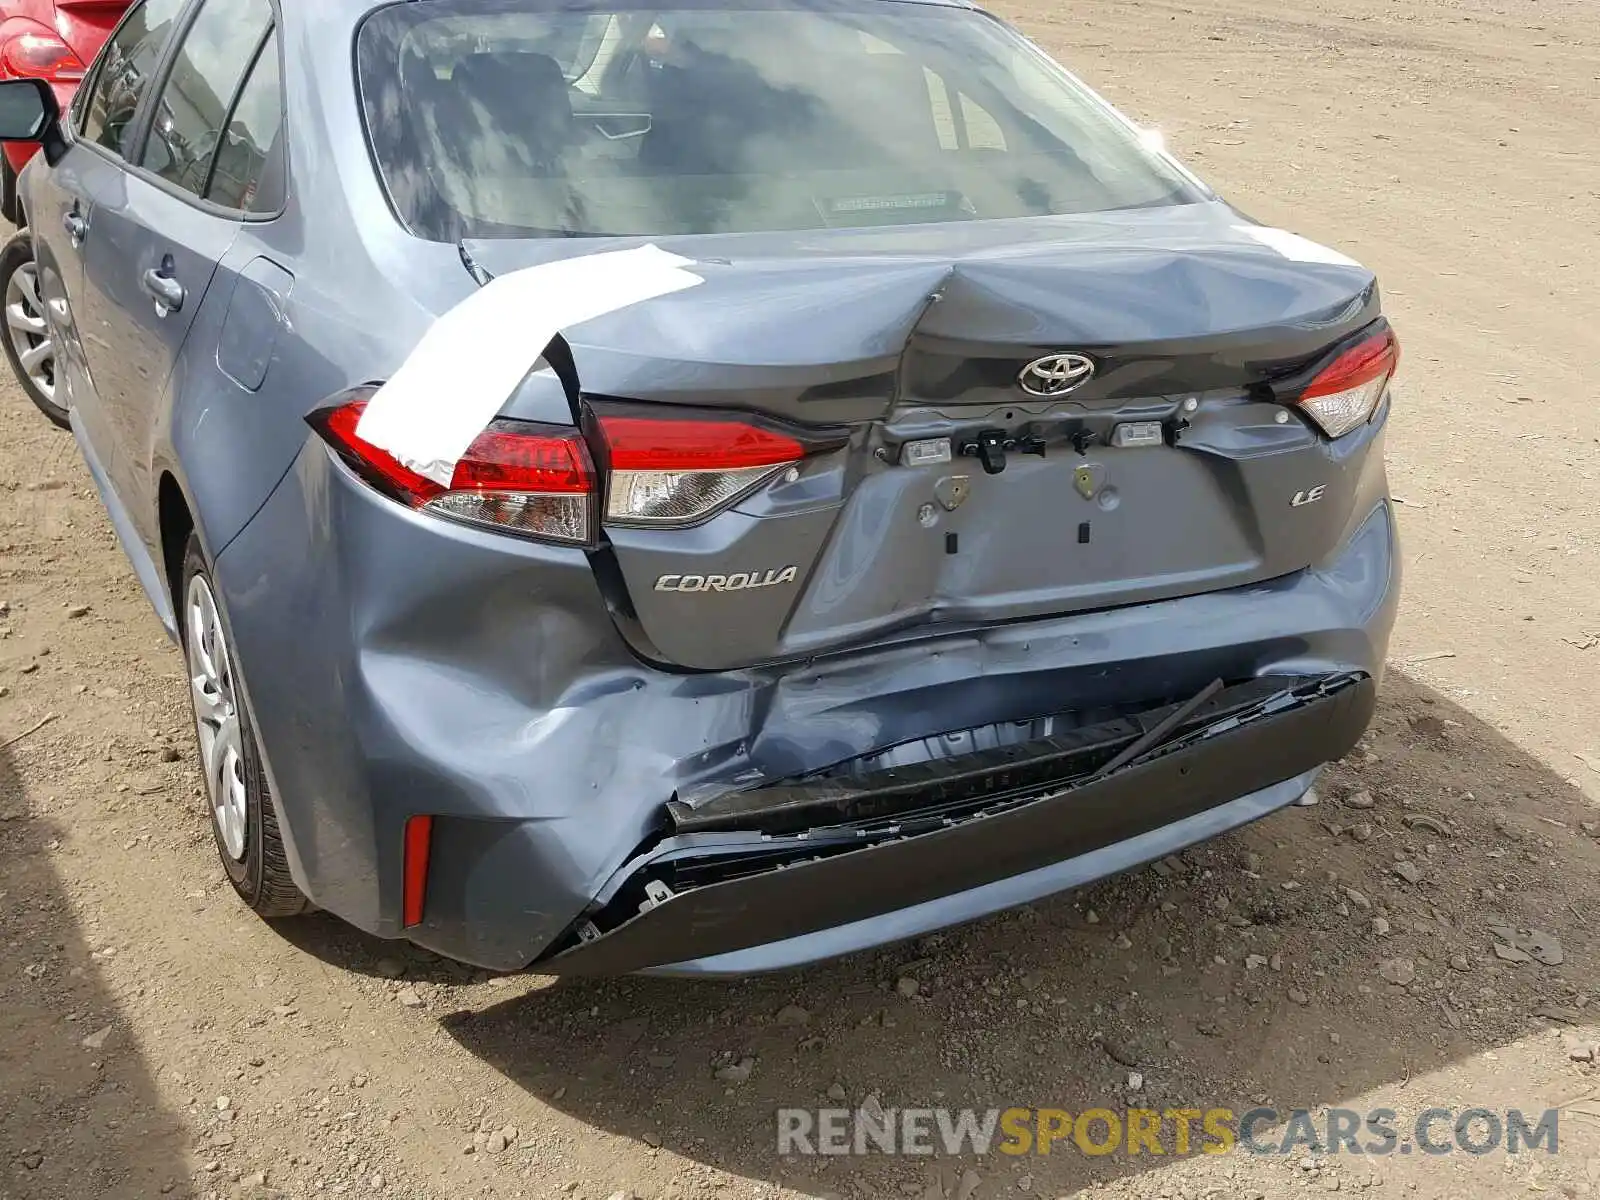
546 673 1375 974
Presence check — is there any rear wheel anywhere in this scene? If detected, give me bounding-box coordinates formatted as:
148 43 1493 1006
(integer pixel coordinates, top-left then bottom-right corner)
180 534 309 918
0 230 67 429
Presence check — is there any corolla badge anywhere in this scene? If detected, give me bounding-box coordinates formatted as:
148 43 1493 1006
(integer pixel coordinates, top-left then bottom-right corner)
655 567 798 593
1019 353 1096 398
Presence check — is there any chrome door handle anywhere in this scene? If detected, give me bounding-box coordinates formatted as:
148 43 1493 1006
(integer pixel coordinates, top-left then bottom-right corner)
141 268 185 315
63 211 87 248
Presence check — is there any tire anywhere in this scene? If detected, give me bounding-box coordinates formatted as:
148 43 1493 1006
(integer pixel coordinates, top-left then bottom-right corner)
0 230 69 430
179 534 309 918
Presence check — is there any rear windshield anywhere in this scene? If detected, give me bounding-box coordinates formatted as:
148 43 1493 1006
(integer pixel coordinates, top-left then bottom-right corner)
356 0 1204 240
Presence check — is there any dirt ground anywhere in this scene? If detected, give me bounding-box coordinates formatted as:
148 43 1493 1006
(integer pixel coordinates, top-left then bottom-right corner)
4 0 1600 1196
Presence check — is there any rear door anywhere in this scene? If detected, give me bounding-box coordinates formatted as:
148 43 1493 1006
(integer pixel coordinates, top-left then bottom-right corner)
29 0 189 478
75 0 275 529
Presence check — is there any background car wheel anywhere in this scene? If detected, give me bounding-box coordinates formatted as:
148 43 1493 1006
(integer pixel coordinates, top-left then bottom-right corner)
180 534 309 918
2 157 18 228
0 230 68 430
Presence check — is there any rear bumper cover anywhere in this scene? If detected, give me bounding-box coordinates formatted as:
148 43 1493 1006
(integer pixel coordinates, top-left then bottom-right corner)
549 673 1374 975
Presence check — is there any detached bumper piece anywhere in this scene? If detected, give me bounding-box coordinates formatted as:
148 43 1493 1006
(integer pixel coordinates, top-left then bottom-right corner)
545 672 1375 974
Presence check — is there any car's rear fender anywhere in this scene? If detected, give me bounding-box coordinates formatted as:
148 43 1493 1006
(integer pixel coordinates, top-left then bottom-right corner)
149 218 477 629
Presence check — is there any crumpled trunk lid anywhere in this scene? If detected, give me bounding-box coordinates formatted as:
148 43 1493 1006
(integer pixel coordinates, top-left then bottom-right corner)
466 203 1384 671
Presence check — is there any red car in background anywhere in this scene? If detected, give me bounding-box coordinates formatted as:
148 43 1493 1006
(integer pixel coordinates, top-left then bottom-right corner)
0 0 128 426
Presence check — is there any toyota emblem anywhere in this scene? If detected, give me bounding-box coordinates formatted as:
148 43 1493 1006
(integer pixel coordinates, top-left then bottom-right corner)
1018 353 1096 398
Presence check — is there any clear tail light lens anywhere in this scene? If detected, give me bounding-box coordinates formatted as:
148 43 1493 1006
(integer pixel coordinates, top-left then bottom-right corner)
0 23 87 82
1295 327 1400 438
596 414 807 527
310 398 596 545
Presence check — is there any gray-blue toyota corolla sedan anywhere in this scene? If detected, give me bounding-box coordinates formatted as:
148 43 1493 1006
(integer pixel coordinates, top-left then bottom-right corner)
0 0 1399 975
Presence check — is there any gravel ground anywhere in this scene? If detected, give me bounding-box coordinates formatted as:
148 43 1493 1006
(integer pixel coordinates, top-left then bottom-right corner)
3 0 1599 1196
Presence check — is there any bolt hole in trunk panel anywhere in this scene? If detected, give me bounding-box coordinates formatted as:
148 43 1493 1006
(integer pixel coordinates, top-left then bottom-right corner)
544 672 1371 973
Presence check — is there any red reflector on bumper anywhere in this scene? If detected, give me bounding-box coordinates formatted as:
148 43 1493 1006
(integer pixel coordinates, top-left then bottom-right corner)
402 815 433 928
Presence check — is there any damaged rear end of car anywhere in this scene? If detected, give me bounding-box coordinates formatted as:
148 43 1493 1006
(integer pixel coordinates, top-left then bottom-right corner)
252 212 1399 973
211 0 1401 975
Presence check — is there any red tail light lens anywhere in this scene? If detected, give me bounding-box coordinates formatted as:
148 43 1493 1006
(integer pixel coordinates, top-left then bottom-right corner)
449 425 593 493
315 399 443 505
597 415 807 526
0 23 87 82
601 417 805 471
310 398 596 544
1296 327 1400 438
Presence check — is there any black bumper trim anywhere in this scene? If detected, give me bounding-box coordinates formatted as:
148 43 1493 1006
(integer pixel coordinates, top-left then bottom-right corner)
544 673 1375 975
667 676 1289 836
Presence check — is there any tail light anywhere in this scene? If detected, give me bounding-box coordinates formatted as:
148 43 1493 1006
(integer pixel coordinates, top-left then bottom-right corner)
594 414 809 526
1294 326 1400 438
0 21 87 82
309 398 596 544
311 394 844 539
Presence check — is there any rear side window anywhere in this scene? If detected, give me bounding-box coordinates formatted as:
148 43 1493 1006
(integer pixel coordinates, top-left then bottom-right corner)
78 0 188 158
139 0 275 203
205 29 285 213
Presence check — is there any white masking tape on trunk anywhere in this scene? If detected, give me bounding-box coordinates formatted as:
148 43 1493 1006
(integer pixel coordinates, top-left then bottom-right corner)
1238 226 1362 268
356 244 702 486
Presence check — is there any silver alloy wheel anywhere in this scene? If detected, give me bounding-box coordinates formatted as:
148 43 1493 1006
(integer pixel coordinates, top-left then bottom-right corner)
186 574 248 861
4 260 54 399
